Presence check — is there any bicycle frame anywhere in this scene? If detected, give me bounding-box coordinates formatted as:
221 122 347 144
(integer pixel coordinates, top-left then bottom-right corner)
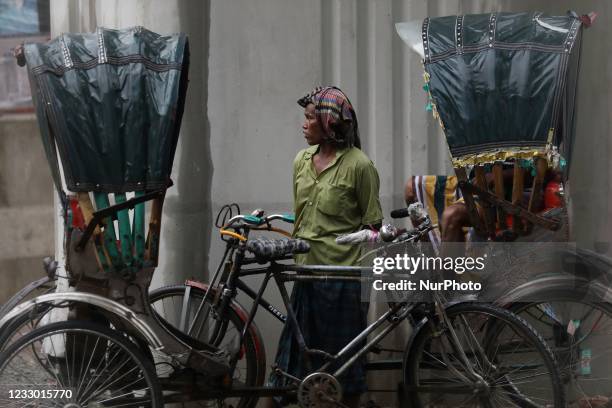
184 227 485 397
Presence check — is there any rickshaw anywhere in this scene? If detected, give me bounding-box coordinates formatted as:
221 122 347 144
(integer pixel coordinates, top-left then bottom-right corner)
0 27 234 407
397 10 612 405
0 13 603 408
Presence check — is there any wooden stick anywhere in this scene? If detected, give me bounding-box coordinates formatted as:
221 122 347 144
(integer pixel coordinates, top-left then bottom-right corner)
77 193 98 233
77 192 108 271
511 163 525 234
526 158 548 233
145 195 165 265
460 182 560 231
455 167 486 238
492 163 506 229
474 166 496 238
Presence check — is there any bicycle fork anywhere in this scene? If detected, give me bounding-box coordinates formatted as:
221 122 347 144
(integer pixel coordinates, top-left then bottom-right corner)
434 302 495 387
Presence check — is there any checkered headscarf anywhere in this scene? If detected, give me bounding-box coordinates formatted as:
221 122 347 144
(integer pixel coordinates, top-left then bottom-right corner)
297 86 361 149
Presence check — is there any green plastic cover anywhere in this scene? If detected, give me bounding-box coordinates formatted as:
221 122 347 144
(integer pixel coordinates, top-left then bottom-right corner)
24 27 189 192
422 12 583 168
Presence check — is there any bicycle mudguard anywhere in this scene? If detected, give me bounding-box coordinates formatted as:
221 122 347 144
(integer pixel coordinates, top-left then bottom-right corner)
498 275 612 307
0 276 54 319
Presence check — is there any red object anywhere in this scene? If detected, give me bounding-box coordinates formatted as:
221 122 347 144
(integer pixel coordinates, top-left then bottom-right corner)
544 180 563 210
69 196 86 230
505 214 513 229
580 12 597 27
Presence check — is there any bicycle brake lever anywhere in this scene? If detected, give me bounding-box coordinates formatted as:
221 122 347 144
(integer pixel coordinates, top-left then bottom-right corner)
250 208 265 218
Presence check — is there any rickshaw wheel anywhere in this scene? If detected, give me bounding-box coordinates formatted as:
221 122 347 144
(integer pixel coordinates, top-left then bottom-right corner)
0 320 163 407
0 302 52 351
510 298 612 404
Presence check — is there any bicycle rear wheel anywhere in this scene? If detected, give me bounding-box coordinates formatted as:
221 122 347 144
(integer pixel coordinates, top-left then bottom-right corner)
404 302 565 407
149 284 266 408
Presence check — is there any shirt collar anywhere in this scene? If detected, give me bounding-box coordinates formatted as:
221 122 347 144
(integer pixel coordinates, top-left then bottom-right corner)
304 145 350 179
303 145 350 163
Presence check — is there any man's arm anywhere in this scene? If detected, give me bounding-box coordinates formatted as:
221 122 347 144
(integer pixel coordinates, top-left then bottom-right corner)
356 160 383 228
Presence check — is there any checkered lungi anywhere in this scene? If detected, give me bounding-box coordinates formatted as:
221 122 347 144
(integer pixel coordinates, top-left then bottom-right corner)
269 280 369 396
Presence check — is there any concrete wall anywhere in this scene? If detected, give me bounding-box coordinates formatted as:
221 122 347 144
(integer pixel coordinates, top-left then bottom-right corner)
0 0 610 404
0 115 54 302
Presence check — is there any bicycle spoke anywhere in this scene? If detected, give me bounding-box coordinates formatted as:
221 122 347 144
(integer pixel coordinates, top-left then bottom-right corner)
407 304 561 407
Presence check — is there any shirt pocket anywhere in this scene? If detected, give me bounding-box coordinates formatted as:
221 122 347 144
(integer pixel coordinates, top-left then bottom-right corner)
317 184 353 217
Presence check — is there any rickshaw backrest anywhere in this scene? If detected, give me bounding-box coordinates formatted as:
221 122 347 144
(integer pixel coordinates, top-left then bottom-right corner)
24 27 189 276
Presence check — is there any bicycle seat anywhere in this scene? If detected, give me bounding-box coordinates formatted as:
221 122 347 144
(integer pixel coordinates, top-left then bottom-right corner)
246 238 310 261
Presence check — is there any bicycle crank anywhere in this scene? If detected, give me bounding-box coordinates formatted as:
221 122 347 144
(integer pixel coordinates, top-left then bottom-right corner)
298 372 343 408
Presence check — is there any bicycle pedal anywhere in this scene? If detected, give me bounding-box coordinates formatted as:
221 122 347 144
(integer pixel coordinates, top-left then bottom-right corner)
271 365 301 384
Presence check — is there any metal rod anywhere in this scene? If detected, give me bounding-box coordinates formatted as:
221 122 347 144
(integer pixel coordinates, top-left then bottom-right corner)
337 303 405 356
188 244 231 337
280 264 370 274
333 312 406 378
236 279 286 323
273 271 311 370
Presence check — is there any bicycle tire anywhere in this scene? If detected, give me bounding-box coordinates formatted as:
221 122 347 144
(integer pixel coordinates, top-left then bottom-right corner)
404 302 565 407
149 284 266 408
0 276 56 319
0 319 163 407
0 302 52 351
508 293 612 404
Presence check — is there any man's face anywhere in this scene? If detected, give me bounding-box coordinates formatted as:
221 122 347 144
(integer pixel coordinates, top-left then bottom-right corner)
302 103 324 146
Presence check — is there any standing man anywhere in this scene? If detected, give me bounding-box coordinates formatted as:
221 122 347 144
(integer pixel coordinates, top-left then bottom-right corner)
269 86 383 407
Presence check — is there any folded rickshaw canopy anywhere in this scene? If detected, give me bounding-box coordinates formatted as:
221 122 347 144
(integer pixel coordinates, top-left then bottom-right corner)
24 27 189 193
420 12 584 169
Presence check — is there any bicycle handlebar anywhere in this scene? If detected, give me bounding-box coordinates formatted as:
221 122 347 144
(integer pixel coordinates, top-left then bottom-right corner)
225 212 295 228
335 220 435 245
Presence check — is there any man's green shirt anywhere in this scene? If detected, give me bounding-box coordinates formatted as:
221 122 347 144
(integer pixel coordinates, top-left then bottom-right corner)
292 145 383 266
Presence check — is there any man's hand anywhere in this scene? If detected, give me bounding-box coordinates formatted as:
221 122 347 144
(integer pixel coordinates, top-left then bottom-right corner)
336 229 380 244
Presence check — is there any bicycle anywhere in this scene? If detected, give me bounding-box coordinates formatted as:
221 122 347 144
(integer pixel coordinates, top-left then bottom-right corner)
145 204 566 407
6 204 611 406
3 211 611 406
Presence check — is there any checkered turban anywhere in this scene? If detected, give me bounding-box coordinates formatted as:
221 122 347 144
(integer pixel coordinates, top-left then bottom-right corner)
297 86 361 149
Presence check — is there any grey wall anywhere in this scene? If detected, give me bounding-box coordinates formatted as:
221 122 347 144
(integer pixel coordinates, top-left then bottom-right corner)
0 115 54 303
0 0 610 404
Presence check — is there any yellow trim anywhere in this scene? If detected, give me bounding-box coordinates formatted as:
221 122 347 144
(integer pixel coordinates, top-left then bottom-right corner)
220 229 247 241
451 148 549 167
422 67 445 131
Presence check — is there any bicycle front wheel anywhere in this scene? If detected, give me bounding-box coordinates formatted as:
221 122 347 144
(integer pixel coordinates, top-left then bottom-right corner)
404 302 565 407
